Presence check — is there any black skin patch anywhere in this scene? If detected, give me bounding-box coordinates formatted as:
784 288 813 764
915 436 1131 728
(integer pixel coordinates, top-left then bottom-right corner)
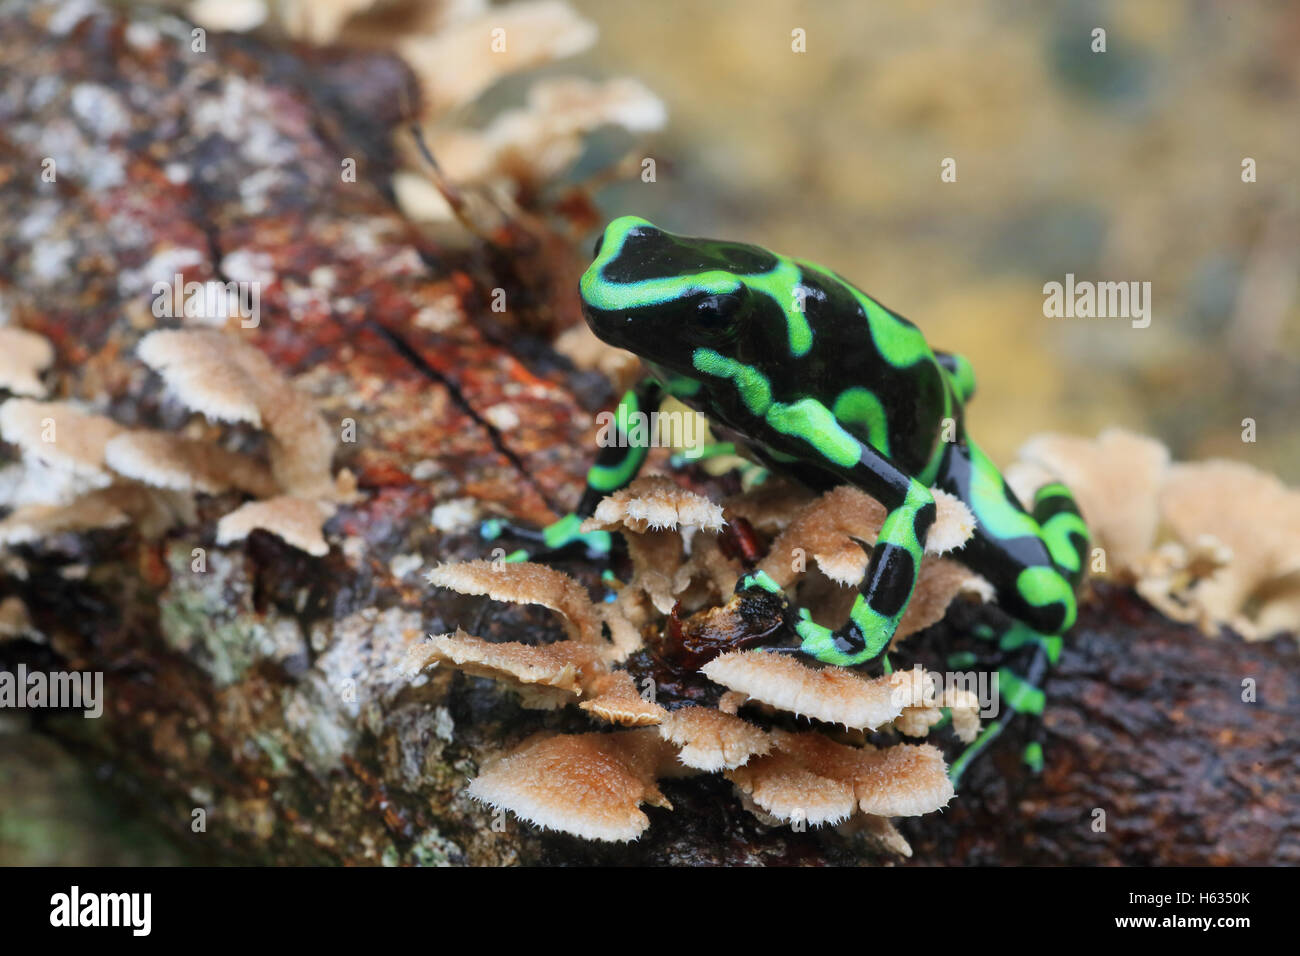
602 233 779 284
865 545 915 619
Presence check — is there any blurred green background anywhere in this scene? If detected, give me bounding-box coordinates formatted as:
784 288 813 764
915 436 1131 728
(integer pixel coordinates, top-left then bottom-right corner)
568 0 1299 480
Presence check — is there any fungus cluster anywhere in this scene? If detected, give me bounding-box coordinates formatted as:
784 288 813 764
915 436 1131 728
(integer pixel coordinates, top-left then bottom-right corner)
176 0 665 231
0 328 344 556
413 477 978 849
1011 427 1300 640
419 435 1300 848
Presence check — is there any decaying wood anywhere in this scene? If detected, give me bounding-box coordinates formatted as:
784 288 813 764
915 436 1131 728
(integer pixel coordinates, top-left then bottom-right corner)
1 0 1295 865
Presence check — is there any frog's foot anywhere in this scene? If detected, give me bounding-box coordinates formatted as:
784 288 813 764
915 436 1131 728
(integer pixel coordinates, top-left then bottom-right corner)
730 571 804 654
669 441 736 468
729 572 892 666
479 512 613 564
792 598 894 669
946 636 1051 788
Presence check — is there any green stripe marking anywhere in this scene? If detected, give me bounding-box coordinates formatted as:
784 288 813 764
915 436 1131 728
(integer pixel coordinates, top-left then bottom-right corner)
1022 741 1044 773
691 349 772 415
832 387 891 456
765 398 861 468
997 667 1045 715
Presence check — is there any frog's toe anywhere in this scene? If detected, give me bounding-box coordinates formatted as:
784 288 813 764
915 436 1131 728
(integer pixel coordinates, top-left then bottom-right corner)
478 513 612 564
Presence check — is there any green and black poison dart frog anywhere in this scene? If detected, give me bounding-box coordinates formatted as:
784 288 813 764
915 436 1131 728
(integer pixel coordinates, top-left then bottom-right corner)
500 215 1090 775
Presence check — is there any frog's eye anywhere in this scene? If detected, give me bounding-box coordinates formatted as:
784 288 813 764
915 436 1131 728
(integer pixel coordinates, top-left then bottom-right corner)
696 292 743 323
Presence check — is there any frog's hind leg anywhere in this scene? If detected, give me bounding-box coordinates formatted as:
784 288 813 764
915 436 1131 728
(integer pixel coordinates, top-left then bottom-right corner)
1027 480 1090 590
731 424 939 667
946 636 1051 787
936 438 1089 784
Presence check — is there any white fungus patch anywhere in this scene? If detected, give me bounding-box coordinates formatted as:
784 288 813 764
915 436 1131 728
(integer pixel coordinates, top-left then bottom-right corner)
431 497 477 533
69 83 130 140
116 246 205 298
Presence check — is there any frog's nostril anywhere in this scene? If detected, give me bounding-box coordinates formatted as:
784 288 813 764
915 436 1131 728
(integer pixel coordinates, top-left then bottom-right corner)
592 233 605 258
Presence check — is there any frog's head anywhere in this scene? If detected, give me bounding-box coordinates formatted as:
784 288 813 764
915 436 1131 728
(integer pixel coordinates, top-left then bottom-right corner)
579 216 777 373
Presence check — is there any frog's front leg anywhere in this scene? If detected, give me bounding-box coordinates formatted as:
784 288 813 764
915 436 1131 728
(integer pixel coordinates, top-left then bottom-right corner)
483 378 664 561
789 480 936 666
738 400 937 666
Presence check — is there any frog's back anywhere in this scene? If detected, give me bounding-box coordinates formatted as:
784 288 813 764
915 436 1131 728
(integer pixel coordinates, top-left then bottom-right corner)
742 258 951 481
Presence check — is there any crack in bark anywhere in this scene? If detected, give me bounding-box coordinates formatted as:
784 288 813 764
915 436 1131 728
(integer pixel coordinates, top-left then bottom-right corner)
365 317 562 515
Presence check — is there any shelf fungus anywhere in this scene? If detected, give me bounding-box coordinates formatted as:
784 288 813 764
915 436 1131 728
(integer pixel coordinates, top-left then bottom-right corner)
426 559 639 660
137 330 339 501
465 729 676 843
701 650 931 731
0 396 186 543
1009 428 1300 641
580 670 668 726
403 629 605 710
422 476 981 847
1013 428 1168 574
0 327 55 397
0 328 348 556
582 475 725 617
728 731 954 826
104 431 278 498
0 399 125 483
657 705 771 772
216 496 335 558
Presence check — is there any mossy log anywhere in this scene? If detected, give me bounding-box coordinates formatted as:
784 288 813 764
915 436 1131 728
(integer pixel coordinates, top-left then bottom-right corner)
1 0 1295 865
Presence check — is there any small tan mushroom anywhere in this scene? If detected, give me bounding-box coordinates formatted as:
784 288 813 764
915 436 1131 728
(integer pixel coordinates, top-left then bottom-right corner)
0 484 176 544
399 1 598 117
407 629 605 709
0 399 123 480
137 330 270 427
466 728 672 842
1016 428 1169 573
757 485 974 589
1158 460 1300 639
215 495 333 556
658 705 771 771
716 690 748 715
701 650 929 730
432 76 665 187
104 431 277 497
0 328 54 397
580 670 666 726
850 741 954 817
427 554 641 661
553 324 641 396
427 559 632 657
1129 539 1231 628
0 595 35 642
584 475 725 535
137 330 336 498
730 730 953 826
895 684 983 744
584 477 724 617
